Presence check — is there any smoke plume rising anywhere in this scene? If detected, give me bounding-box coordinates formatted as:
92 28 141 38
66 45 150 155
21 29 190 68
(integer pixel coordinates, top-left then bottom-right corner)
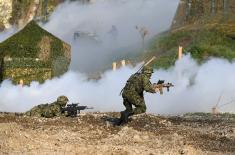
43 0 179 72
0 55 235 114
0 0 234 114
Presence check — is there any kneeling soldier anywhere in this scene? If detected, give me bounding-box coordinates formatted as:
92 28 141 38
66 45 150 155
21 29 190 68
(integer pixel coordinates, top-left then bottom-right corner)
118 66 158 125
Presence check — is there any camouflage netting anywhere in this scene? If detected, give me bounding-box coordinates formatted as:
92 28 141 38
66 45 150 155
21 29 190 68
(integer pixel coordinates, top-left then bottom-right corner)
2 57 51 85
0 20 71 85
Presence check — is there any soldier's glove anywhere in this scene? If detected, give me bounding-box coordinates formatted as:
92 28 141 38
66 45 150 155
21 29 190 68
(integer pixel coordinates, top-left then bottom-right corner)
153 83 163 95
154 87 160 93
152 83 161 94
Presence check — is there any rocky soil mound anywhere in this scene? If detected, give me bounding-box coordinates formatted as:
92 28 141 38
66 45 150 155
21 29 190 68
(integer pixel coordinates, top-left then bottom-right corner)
0 112 234 155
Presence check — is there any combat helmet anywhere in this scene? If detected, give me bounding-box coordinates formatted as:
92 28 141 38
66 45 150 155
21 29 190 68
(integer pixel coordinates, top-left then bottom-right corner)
57 95 69 106
142 66 153 74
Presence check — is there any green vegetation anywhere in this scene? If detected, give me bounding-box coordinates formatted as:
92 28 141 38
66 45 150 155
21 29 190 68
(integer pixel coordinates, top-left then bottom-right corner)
4 58 50 68
140 0 235 69
4 67 51 85
0 21 70 75
147 28 235 69
0 20 70 84
0 20 65 63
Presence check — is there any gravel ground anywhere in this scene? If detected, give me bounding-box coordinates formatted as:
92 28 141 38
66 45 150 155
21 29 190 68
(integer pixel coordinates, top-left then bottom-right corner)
0 112 234 155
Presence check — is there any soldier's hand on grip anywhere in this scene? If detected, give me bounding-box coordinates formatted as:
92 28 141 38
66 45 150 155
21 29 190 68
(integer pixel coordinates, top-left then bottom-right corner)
152 80 174 95
154 87 160 93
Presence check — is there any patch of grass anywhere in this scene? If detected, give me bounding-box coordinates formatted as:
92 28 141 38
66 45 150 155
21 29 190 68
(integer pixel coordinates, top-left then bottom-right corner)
147 28 235 68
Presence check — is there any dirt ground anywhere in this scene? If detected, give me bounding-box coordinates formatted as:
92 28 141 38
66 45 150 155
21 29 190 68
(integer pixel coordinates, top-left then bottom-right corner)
0 112 234 155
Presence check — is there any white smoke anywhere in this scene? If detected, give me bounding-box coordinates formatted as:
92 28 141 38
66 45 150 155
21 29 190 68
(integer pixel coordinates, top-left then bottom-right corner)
148 55 235 114
0 55 235 114
42 0 179 72
0 27 17 42
1 0 234 114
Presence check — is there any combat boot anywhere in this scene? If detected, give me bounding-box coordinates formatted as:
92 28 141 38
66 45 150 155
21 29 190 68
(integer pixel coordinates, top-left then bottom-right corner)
116 111 130 126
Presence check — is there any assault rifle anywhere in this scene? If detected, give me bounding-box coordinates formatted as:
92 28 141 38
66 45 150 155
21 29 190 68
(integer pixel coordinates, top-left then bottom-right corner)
61 103 93 117
153 80 174 95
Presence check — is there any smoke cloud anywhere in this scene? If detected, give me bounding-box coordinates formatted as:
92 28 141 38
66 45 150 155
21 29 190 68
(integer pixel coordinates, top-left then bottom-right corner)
0 27 17 42
1 0 234 114
42 0 179 72
0 55 235 114
148 55 235 114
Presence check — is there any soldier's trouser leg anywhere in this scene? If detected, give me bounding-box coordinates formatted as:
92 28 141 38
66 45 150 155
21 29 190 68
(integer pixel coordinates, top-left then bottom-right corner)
25 107 42 117
117 97 134 125
132 96 146 115
123 98 133 113
129 94 146 115
124 93 146 115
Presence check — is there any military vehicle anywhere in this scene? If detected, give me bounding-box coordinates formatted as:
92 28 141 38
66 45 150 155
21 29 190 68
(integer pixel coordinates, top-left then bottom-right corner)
73 31 102 44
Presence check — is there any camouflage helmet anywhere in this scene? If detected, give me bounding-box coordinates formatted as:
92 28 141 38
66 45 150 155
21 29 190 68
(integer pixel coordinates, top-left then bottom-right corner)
57 95 69 105
142 66 153 74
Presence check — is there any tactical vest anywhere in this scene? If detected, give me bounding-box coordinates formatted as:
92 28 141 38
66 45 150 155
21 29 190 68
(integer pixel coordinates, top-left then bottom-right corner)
124 73 144 94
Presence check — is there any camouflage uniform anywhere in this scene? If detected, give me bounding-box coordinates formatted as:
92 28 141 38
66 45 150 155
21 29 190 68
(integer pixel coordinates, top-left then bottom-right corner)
25 96 69 118
118 66 156 125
